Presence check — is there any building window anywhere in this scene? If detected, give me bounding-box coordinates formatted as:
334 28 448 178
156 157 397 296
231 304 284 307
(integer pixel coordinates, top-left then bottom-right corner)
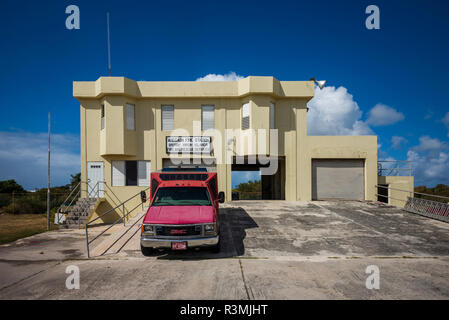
112 161 125 186
242 102 250 130
125 161 137 186
137 161 151 186
101 104 105 130
270 102 275 129
201 105 214 131
162 105 174 131
126 103 135 130
112 160 151 186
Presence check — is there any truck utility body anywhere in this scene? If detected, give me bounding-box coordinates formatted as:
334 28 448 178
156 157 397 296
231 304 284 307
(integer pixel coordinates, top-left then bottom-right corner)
140 169 224 255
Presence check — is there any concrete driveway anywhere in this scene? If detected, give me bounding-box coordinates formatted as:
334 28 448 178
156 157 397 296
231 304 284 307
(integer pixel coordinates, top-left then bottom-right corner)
1 200 449 299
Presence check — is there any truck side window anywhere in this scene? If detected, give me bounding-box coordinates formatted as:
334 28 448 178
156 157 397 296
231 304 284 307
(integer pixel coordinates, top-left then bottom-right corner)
151 178 159 198
209 177 217 198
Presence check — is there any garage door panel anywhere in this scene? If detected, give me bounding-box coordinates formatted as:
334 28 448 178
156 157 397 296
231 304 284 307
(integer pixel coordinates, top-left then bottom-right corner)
312 160 364 200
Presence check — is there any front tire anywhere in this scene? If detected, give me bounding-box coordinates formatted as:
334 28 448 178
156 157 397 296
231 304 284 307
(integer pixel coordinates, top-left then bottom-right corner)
141 245 154 256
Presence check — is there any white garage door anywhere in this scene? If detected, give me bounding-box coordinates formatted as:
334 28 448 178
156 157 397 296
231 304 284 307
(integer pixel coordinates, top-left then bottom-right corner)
312 159 364 200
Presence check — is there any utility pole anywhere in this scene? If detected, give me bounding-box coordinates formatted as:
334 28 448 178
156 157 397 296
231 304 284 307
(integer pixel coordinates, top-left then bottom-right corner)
47 112 51 231
107 12 111 76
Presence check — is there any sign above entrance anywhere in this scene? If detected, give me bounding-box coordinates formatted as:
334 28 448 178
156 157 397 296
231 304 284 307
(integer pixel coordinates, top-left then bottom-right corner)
166 136 212 154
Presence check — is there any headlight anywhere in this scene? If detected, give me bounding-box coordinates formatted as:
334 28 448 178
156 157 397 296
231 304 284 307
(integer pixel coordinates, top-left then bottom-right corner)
204 224 216 234
142 225 154 234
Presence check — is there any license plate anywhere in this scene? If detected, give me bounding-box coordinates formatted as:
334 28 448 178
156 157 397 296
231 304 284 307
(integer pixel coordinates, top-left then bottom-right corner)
171 242 187 250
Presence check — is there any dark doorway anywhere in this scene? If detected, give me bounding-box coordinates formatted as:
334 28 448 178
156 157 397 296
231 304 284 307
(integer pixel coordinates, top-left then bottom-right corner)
232 171 261 200
378 184 389 203
231 156 285 200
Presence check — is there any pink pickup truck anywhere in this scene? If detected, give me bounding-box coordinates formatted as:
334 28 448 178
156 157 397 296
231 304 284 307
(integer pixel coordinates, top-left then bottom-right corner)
140 169 224 255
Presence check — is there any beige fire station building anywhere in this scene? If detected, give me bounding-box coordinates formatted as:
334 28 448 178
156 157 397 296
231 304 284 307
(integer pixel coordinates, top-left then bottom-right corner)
73 76 413 212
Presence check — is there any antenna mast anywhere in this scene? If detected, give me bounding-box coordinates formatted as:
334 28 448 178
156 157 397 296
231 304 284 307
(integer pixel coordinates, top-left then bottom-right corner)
107 12 111 76
47 112 51 231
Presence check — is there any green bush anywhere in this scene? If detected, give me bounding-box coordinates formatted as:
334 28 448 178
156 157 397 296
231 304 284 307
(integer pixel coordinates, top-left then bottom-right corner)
0 194 11 208
0 176 80 214
3 197 47 214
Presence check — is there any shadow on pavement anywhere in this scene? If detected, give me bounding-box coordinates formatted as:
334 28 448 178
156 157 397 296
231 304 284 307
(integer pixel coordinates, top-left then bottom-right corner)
153 207 258 260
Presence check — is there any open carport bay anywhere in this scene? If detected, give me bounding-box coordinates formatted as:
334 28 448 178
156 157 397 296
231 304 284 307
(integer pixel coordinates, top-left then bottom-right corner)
1 200 449 299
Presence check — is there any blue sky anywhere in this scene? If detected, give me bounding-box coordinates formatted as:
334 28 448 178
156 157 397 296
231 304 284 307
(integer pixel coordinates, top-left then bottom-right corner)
0 0 448 189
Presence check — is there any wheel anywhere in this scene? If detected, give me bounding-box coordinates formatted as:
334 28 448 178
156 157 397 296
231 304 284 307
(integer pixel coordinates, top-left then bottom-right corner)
141 245 154 256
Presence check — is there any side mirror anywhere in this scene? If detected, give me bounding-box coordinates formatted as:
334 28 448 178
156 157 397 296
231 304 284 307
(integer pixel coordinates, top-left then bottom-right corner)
140 190 147 203
218 191 225 203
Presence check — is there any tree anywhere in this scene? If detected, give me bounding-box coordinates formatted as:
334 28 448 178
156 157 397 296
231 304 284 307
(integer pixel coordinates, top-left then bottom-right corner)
415 184 449 203
233 180 261 192
0 180 26 193
70 173 81 189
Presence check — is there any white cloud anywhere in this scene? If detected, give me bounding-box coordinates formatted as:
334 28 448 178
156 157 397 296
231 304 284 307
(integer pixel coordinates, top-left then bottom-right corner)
196 72 244 82
366 103 405 126
408 150 449 186
442 112 449 138
411 135 448 154
391 136 407 149
307 86 373 135
0 131 80 189
407 136 449 186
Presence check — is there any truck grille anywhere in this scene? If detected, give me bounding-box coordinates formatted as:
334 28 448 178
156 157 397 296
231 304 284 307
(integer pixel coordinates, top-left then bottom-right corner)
156 225 201 237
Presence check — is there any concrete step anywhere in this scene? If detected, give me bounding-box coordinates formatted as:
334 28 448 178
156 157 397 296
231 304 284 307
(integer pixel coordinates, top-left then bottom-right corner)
68 211 91 216
62 197 100 229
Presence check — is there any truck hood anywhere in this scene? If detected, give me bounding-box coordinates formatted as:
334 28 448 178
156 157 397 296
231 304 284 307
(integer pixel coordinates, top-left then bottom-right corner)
143 205 215 225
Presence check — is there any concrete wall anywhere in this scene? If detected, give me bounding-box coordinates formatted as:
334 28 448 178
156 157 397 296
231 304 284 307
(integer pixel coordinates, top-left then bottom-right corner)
75 76 389 214
306 136 378 201
378 176 414 207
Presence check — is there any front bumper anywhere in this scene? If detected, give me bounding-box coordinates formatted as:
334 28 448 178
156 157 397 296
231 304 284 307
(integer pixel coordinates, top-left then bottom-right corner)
141 235 219 249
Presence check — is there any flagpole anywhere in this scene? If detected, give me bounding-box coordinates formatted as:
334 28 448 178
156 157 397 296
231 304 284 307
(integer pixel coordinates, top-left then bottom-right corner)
47 112 51 231
107 12 111 76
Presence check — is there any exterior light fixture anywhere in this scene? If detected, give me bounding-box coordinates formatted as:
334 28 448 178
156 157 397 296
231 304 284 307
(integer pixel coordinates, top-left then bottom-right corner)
310 78 327 90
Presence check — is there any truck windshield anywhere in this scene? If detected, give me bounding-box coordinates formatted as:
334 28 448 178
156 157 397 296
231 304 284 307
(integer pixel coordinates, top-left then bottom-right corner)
152 187 211 206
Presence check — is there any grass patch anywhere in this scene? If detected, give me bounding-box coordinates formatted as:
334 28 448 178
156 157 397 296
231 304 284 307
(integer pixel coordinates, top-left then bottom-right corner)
0 213 58 245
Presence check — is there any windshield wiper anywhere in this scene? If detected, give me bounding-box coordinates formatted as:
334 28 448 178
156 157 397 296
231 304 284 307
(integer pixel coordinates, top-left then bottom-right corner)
176 201 211 206
153 201 176 206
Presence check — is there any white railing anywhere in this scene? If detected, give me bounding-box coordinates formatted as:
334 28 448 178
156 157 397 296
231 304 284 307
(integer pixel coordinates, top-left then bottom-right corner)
375 184 449 223
55 180 105 225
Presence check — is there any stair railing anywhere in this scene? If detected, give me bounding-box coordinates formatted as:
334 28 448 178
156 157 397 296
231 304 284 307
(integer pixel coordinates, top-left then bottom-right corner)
55 181 82 224
77 181 105 228
85 186 150 258
56 180 106 226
